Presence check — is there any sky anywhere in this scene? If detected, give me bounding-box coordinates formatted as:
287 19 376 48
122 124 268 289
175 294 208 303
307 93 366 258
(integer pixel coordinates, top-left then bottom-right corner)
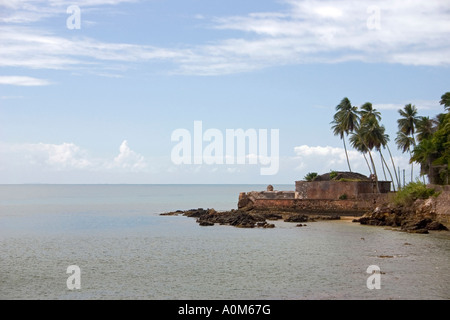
0 0 449 184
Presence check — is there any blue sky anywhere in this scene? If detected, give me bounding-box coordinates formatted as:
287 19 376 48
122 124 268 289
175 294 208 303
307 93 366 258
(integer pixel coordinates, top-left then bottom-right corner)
0 0 449 184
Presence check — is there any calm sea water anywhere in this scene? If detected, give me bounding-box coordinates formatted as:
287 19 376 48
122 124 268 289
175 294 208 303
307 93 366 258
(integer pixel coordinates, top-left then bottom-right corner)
0 184 449 300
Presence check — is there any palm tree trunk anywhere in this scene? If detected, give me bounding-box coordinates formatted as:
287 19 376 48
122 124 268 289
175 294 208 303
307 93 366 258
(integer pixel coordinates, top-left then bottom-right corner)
386 145 400 190
379 150 387 181
343 138 352 172
409 150 414 182
380 151 396 192
363 153 372 175
367 150 380 193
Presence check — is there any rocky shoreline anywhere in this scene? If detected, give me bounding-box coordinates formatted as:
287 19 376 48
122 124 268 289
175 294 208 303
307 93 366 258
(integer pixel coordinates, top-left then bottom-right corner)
161 187 449 234
161 208 340 228
353 198 448 234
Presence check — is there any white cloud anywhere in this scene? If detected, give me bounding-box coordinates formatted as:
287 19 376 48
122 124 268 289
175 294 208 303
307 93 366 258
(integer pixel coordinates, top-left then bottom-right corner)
110 140 147 170
0 76 51 86
0 26 183 71
374 100 441 111
1 0 449 76
0 140 147 172
9 142 93 170
0 0 139 23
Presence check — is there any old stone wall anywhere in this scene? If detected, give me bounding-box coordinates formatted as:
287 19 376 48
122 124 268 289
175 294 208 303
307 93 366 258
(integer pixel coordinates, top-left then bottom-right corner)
246 197 389 215
246 191 296 200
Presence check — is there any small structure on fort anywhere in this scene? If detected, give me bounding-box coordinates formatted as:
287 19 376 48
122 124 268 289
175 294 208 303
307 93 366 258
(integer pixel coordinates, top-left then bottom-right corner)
238 172 391 215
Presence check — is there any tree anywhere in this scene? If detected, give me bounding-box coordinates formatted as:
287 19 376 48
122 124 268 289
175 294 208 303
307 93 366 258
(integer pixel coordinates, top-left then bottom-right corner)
331 97 360 172
359 102 381 123
397 104 419 137
440 92 450 111
411 111 450 185
416 116 434 143
304 172 318 182
397 104 419 182
360 102 399 189
349 130 372 175
358 117 386 192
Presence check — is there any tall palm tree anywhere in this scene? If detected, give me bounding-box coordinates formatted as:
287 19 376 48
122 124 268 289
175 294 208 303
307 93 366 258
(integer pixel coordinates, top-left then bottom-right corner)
410 139 436 184
397 104 419 182
359 102 381 123
358 117 386 192
378 129 396 191
349 130 372 175
359 102 397 190
440 92 450 111
331 97 360 172
416 116 434 143
397 104 419 137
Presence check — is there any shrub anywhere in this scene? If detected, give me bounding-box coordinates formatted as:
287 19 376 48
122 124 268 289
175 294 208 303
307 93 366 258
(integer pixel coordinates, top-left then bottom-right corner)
393 181 440 206
330 170 338 180
304 172 318 182
339 194 348 200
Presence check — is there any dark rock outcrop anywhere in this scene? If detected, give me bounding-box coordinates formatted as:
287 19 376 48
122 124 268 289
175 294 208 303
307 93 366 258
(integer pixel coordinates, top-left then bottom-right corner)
162 208 341 229
284 214 308 223
354 199 448 233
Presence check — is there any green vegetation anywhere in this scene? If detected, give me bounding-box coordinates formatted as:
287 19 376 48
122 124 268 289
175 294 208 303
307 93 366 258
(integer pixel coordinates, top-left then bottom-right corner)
338 194 348 200
392 181 440 206
330 91 449 189
329 170 338 180
332 98 397 192
304 172 318 182
331 98 359 172
338 178 363 182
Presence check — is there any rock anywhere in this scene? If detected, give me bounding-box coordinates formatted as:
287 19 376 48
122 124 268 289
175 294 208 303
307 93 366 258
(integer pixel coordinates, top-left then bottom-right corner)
256 222 267 227
425 221 448 231
356 200 449 235
284 214 308 223
296 224 303 227
311 215 340 221
401 218 433 231
198 220 214 226
264 223 275 228
183 208 208 218
266 185 274 191
261 212 283 220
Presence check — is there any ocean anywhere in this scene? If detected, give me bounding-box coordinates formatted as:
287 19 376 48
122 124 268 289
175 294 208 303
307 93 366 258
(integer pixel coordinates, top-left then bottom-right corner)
0 184 449 300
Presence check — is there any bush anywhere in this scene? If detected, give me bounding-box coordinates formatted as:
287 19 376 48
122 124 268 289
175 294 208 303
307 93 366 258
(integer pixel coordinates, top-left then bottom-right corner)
330 170 338 180
339 194 348 200
393 181 440 206
304 172 318 182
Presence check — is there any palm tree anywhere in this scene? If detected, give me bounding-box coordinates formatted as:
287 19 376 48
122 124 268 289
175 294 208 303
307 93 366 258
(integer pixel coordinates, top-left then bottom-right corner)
358 117 386 192
397 104 419 137
349 130 372 175
331 97 360 172
397 104 419 182
378 129 397 191
359 102 381 123
416 116 434 143
360 102 399 188
410 139 436 184
440 92 450 111
385 143 400 190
